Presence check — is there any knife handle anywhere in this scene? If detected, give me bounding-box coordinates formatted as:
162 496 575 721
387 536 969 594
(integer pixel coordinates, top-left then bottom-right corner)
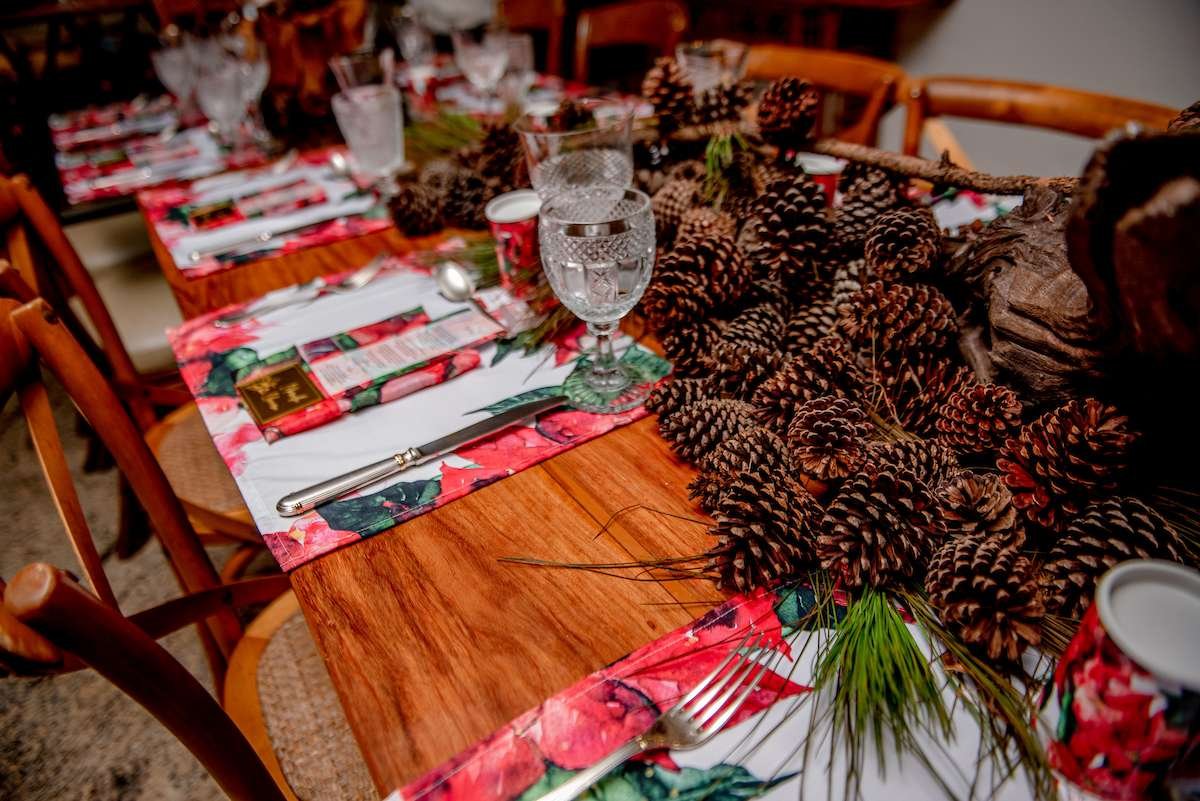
275 448 421 516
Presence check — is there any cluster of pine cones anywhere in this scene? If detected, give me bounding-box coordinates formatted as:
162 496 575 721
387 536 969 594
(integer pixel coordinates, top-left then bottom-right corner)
388 121 528 235
639 75 1187 666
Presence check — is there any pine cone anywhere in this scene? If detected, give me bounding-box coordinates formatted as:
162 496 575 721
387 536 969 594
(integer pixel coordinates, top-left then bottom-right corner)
660 319 723 377
462 120 526 190
837 281 958 369
936 382 1023 455
864 207 942 281
831 167 905 257
707 472 820 592
721 150 765 220
998 398 1138 532
882 357 973 437
750 336 862 432
658 399 757 463
756 77 820 150
691 426 790 512
677 207 737 245
642 57 695 133
693 80 752 125
667 160 706 183
1168 99 1200 132
721 304 784 351
642 269 711 334
662 230 752 309
388 182 443 236
937 472 1023 545
832 258 869 313
926 534 1044 662
783 298 837 355
652 179 703 241
752 174 830 297
866 439 961 492
787 396 871 481
1042 497 1183 618
700 341 788 400
440 169 491 229
418 159 460 195
818 464 945 589
646 376 719 421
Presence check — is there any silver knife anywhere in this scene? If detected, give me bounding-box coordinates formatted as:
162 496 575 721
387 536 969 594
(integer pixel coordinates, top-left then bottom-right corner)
275 394 569 516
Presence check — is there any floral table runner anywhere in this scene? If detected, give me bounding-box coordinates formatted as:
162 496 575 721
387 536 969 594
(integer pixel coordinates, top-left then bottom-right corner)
168 253 669 570
386 587 1042 801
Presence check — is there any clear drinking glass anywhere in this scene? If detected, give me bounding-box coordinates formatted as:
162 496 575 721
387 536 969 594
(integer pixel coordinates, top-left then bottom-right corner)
331 84 405 196
151 40 196 107
539 185 656 413
330 49 395 92
451 28 509 109
675 39 749 94
516 97 634 200
196 58 247 145
393 12 436 94
498 32 535 108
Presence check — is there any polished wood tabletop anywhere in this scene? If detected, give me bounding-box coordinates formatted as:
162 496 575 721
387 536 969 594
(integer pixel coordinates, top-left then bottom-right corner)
146 218 724 793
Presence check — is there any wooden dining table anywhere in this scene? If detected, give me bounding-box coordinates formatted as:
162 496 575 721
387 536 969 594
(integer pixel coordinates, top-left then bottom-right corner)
144 212 726 794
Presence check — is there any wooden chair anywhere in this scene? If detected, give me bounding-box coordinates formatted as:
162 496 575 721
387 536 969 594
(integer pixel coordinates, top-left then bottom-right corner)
902 76 1179 170
500 0 566 77
0 295 377 801
0 174 259 559
744 44 904 146
573 0 688 84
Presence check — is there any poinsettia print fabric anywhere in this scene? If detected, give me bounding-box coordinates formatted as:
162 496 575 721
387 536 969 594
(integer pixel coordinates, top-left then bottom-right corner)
168 252 669 570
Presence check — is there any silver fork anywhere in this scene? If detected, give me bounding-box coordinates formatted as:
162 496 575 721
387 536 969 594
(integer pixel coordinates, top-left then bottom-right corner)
537 629 773 801
212 254 388 328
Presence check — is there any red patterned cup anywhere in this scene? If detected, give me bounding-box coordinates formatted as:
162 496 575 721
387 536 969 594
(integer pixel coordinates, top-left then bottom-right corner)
485 189 542 298
794 152 844 206
1042 560 1200 800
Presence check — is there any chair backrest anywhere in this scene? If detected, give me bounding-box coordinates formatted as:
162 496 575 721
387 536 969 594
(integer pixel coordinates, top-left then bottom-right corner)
744 44 904 145
0 174 156 428
574 0 689 83
902 76 1178 157
500 0 567 77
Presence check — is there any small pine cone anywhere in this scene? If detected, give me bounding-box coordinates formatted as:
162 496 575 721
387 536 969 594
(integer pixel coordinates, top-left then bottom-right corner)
1042 497 1183 618
883 357 973 437
646 377 719 421
1168 99 1200 132
831 166 905 257
738 278 791 316
783 298 837 356
721 150 765 220
837 281 958 367
832 259 869 313
926 534 1044 663
721 304 785 351
863 207 942 281
707 472 821 593
693 80 753 124
658 399 757 463
677 207 737 243
936 382 1023 455
752 174 830 296
667 160 706 183
700 341 788 400
998 398 1138 532
660 318 723 377
465 120 526 188
786 396 871 481
750 336 862 432
642 57 695 133
652 179 703 241
642 269 711 334
866 439 961 492
937 472 1023 546
387 182 443 236
691 426 791 513
819 464 945 589
547 98 592 131
756 77 820 150
441 169 491 229
663 230 752 309
418 159 460 195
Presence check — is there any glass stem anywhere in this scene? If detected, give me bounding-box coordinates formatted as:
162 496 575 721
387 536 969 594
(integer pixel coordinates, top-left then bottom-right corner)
588 320 619 380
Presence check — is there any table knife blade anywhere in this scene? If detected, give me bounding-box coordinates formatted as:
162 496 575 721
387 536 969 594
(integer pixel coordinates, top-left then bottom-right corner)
275 394 569 516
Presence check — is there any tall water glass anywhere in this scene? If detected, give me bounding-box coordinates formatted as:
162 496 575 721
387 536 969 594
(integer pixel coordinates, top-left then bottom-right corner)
196 58 247 145
499 32 535 108
516 97 634 200
151 40 196 110
331 85 405 197
539 185 655 413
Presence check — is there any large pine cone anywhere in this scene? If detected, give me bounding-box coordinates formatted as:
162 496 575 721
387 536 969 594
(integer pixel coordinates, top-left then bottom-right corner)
783 297 838 355
707 472 821 593
660 318 723 377
722 150 765 220
721 303 785 351
756 77 820 150
658 399 757 463
461 120 527 191
818 464 945 589
863 207 942 281
700 340 788 400
936 381 1023 455
998 398 1138 531
787 396 871 481
751 336 862 432
646 377 719 421
752 174 830 297
1042 497 1183 618
832 258 870 313
662 230 751 309
693 80 753 125
678 207 736 243
837 281 958 370
642 269 711 335
831 166 905 257
937 471 1023 545
652 179 703 242
388 182 443 236
926 534 1044 663
866 439 961 492
882 357 973 437
642 57 695 132
440 169 491 229
691 426 791 513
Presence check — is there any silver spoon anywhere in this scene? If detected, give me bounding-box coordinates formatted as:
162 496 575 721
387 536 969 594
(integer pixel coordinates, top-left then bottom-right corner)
434 261 476 301
213 254 388 327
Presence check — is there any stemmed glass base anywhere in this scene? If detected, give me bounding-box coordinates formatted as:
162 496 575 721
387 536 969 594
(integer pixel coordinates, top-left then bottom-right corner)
571 321 649 414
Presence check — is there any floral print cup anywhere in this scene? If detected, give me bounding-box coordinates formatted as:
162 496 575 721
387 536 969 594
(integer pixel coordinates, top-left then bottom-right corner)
485 189 542 298
1043 559 1200 800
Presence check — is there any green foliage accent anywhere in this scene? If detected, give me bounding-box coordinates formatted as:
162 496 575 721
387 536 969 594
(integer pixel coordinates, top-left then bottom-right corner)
470 386 564 416
703 132 748 210
319 478 441 536
405 112 483 163
517 761 794 801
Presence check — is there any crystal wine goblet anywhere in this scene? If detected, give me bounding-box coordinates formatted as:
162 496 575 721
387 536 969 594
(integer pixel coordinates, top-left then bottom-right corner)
151 36 197 116
516 97 634 200
498 32 535 109
538 185 656 413
331 84 406 198
196 57 247 146
393 11 436 95
451 28 509 114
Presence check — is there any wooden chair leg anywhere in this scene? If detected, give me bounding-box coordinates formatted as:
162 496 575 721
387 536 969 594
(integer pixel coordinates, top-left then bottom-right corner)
116 472 152 559
220 545 263 583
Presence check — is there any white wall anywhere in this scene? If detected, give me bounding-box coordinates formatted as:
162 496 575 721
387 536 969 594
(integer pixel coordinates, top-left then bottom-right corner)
878 0 1200 177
